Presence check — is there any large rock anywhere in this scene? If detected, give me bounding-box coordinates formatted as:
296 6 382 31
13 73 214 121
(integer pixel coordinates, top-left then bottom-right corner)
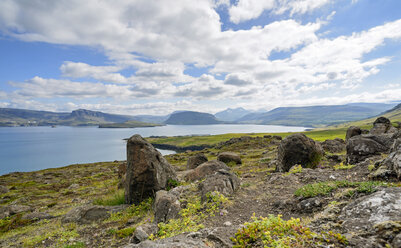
370 117 397 135
187 153 208 170
62 205 126 224
321 138 345 153
125 135 177 205
183 160 230 181
199 169 240 202
346 126 362 141
217 152 242 165
276 133 323 172
153 190 181 224
339 187 401 233
371 147 401 180
346 134 391 164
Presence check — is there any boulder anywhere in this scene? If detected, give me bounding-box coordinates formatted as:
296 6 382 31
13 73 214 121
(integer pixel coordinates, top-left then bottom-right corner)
321 138 345 153
186 153 208 170
217 152 242 165
346 135 391 164
118 162 127 178
183 160 230 181
62 205 126 224
371 147 401 180
370 117 397 135
130 223 158 244
125 135 177 205
276 133 323 172
339 187 401 233
199 169 240 202
153 190 181 224
346 126 362 141
0 185 9 194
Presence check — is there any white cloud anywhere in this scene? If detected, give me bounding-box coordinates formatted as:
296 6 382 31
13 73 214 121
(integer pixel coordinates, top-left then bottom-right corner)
228 0 332 23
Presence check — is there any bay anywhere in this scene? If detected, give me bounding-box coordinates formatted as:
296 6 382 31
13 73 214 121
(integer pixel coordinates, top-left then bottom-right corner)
0 124 306 175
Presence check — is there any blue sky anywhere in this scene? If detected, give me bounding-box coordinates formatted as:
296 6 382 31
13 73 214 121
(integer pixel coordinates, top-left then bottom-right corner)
0 0 401 115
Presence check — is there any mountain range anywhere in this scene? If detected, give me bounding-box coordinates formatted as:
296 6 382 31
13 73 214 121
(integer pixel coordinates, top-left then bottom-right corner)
0 102 398 127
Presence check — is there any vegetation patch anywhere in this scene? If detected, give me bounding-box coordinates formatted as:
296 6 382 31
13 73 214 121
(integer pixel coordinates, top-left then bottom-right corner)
105 198 153 224
151 191 228 240
333 163 356 170
93 189 125 206
294 181 399 198
231 214 347 247
285 164 303 176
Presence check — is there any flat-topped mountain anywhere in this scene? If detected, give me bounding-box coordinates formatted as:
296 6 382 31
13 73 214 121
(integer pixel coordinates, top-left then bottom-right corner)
164 111 221 125
215 107 251 122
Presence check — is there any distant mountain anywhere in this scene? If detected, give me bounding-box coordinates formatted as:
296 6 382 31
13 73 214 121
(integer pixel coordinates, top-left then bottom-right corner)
164 111 221 125
215 107 251 122
237 103 398 127
331 103 401 128
0 108 138 126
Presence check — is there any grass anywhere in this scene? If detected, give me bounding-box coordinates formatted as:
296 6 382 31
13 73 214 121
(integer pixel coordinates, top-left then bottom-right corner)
333 162 356 170
93 189 125 206
147 128 347 148
294 181 399 198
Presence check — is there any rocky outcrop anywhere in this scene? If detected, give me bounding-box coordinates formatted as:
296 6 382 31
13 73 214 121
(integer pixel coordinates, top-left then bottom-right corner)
125 135 177 205
153 190 181 224
184 160 230 181
217 152 242 165
370 117 397 135
187 153 208 170
276 133 323 172
62 205 126 224
346 126 362 141
199 169 240 202
346 134 391 164
321 138 345 153
339 187 401 233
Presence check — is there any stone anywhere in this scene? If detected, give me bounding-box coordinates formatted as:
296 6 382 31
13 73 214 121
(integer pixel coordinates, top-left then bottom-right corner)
393 233 401 248
0 204 32 219
297 198 322 213
124 233 209 248
118 162 127 178
184 160 230 181
321 138 345 153
130 223 157 244
62 205 126 224
217 152 242 165
186 153 208 170
125 135 177 205
339 187 401 233
276 133 323 172
198 169 240 201
153 190 181 224
346 126 362 141
21 212 54 221
370 117 398 135
346 135 391 164
0 185 9 194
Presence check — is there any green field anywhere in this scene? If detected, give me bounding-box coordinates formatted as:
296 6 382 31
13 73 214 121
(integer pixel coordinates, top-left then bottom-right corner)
147 128 348 148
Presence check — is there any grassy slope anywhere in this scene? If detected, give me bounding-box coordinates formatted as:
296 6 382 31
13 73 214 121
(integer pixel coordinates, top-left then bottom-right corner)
147 128 347 147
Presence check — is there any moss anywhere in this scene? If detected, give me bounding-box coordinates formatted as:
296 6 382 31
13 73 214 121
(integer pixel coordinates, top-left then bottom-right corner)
333 163 356 170
295 181 400 198
116 226 136 238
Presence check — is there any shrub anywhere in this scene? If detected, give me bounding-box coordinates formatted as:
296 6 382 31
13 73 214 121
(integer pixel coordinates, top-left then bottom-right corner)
231 214 347 247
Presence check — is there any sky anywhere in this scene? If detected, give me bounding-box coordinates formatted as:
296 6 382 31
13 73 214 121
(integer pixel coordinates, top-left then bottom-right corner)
1 0 401 115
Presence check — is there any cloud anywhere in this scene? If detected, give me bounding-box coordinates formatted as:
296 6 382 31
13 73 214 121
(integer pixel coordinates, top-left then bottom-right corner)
60 62 127 83
224 73 253 86
228 0 332 23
